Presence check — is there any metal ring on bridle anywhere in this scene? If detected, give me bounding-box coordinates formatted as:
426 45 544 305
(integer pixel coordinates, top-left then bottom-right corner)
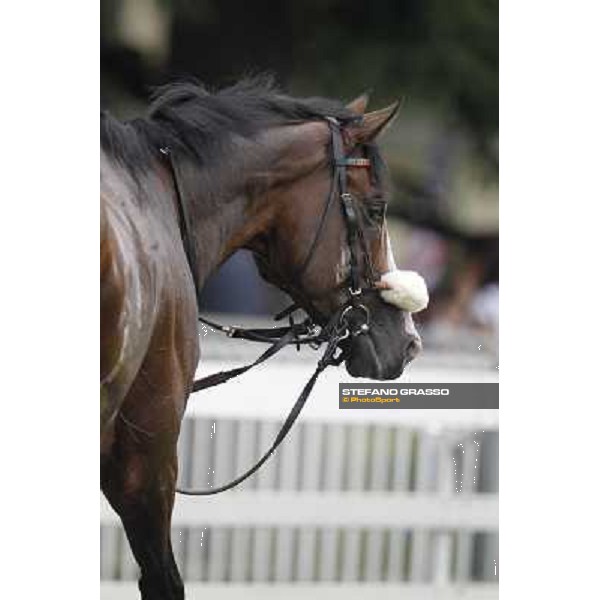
339 303 370 336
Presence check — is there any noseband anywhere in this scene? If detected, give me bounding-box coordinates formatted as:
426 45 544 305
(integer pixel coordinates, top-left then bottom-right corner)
160 116 379 495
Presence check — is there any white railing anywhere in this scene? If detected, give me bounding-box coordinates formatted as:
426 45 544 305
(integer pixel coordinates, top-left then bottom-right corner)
101 346 499 599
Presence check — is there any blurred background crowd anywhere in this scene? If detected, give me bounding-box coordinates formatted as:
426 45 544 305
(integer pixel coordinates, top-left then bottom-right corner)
101 0 498 355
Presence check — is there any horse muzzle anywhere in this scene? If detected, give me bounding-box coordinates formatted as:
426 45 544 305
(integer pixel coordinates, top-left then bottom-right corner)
340 291 422 380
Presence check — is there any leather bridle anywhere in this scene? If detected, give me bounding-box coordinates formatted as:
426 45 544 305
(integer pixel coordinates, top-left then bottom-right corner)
160 116 378 495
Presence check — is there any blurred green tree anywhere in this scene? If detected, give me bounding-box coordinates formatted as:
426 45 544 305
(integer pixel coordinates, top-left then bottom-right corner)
102 0 497 171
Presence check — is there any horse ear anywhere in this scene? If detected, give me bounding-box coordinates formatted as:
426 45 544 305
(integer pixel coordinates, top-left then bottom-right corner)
351 100 402 143
346 92 370 115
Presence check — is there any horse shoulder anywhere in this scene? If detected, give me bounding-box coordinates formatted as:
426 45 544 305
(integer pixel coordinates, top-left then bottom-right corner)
100 160 199 443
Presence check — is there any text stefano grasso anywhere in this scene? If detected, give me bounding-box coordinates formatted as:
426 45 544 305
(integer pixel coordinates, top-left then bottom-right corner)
342 388 450 395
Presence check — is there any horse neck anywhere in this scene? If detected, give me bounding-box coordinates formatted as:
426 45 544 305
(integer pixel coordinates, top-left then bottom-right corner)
174 122 327 290
174 156 266 289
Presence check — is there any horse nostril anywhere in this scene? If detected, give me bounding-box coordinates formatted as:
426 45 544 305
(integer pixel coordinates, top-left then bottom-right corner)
406 336 422 362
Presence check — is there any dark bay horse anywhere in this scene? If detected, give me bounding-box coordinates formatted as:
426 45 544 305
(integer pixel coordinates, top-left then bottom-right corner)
100 78 426 599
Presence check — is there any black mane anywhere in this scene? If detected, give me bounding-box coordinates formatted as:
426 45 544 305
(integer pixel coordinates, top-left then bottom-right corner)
101 77 358 174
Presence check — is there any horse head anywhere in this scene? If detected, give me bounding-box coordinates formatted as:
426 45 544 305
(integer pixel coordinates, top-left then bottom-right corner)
244 95 427 379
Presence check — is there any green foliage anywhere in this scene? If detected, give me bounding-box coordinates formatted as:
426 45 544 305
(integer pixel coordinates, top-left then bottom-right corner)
103 0 498 169
287 0 498 164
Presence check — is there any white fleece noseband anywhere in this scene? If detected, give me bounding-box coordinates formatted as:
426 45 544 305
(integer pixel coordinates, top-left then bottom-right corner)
378 270 429 313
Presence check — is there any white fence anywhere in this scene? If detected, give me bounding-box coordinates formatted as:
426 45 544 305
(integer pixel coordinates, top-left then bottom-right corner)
101 335 499 599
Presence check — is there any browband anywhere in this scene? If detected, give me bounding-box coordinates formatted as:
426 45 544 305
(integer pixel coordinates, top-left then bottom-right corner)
339 157 371 168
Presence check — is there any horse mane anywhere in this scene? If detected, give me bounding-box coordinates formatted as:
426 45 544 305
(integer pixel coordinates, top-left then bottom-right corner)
101 76 358 174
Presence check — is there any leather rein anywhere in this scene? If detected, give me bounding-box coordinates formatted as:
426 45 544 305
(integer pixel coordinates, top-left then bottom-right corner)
160 117 374 495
